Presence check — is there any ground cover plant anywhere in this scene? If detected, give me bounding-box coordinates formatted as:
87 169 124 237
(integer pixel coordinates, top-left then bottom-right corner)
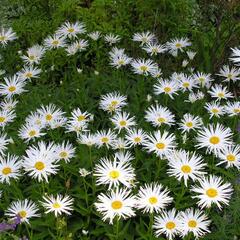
0 0 240 239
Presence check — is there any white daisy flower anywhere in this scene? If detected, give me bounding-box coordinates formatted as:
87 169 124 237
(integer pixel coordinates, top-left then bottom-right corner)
150 67 162 79
145 104 175 127
109 47 132 69
196 123 233 154
166 37 191 55
0 75 27 99
5 199 40 224
0 27 17 46
167 150 206 186
95 129 117 148
88 31 101 41
94 152 135 189
153 79 179 99
208 84 233 101
99 92 127 113
111 111 136 132
37 104 65 127
131 58 157 76
65 120 88 136
153 209 180 240
0 98 18 111
94 188 136 224
18 123 45 142
23 141 59 182
56 141 75 163
21 45 46 65
0 154 22 184
132 31 155 45
0 109 16 128
18 66 41 81
225 101 240 116
191 175 233 209
135 183 173 213
178 208 211 238
44 34 66 49
176 75 197 92
204 101 225 119
104 33 121 45
57 21 86 38
78 133 96 147
192 72 213 88
142 42 166 56
217 145 240 169
69 108 91 124
125 128 147 147
178 113 202 133
217 65 240 82
41 194 74 217
112 137 130 150
66 39 89 55
143 131 176 158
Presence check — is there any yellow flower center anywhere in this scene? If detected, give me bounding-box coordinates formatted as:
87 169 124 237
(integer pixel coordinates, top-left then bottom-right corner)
209 136 220 145
156 142 165 150
53 202 61 209
8 86 16 92
233 108 240 113
0 36 6 41
34 161 45 171
25 72 33 78
226 154 236 162
211 108 219 114
109 170 120 179
2 167 12 175
148 196 158 204
118 60 125 65
78 115 85 121
140 65 148 72
227 74 232 79
175 43 182 48
206 188 218 198
111 200 123 210
68 28 75 33
164 87 171 93
157 117 166 123
119 120 127 127
183 82 190 88
111 100 118 106
134 137 141 143
29 130 36 137
198 77 205 82
101 137 109 143
29 55 35 60
218 92 224 98
52 40 59 45
18 210 27 218
60 151 68 158
0 116 6 123
181 165 192 173
166 221 176 230
186 122 193 128
188 220 197 228
45 114 53 121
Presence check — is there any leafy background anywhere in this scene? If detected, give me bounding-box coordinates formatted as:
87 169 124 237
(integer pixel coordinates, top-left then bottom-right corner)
0 0 240 239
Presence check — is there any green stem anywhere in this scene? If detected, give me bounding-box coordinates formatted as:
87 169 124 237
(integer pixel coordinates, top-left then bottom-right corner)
148 213 154 238
115 218 119 240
